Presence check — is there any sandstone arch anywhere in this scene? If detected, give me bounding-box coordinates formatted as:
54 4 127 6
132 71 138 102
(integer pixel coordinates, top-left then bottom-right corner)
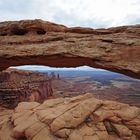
0 19 140 79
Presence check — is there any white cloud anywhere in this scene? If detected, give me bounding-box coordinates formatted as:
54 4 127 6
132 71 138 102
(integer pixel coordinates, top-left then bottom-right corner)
0 0 140 28
11 65 106 71
3 0 140 71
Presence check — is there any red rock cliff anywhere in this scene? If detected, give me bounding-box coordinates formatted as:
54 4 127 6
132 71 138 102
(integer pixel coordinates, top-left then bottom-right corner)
0 68 53 108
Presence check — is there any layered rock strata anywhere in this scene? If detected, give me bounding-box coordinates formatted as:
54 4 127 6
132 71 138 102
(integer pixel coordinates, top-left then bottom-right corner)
0 68 53 108
0 93 140 140
0 20 140 79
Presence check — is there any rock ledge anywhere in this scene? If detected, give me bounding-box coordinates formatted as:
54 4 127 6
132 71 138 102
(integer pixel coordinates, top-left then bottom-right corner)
0 93 140 140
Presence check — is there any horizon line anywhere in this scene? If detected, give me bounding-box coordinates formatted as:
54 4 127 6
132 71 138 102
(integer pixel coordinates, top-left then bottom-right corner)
10 65 107 71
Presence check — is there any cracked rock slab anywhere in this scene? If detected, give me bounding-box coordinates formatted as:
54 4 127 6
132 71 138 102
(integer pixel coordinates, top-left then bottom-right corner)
0 93 140 140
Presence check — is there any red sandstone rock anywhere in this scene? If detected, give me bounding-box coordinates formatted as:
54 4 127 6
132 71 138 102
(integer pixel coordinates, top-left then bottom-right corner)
0 19 140 140
0 68 53 108
0 93 140 140
0 20 140 79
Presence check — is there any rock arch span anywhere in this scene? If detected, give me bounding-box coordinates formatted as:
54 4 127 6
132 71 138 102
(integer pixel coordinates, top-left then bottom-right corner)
0 19 140 79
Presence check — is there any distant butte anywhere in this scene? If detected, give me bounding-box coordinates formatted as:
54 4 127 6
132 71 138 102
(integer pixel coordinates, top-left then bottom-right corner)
0 19 140 79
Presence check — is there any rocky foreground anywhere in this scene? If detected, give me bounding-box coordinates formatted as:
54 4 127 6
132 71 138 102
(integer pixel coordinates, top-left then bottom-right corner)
0 93 140 140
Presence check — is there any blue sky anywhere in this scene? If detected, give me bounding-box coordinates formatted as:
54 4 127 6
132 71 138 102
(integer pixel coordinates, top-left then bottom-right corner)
2 0 140 71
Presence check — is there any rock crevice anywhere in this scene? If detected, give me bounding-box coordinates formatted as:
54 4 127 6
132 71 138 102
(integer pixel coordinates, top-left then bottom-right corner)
0 93 140 140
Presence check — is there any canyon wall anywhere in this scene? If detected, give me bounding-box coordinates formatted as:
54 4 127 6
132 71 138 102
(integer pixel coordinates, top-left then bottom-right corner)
0 19 140 79
0 68 53 108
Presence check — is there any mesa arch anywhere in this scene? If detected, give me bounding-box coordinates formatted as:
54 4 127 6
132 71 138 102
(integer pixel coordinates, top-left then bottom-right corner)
0 19 140 79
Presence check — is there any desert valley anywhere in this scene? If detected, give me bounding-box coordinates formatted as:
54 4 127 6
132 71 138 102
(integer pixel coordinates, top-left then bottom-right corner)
1 67 140 108
49 69 140 107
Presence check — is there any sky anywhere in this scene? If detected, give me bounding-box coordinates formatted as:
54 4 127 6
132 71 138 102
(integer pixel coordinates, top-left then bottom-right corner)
2 0 140 71
0 0 140 28
11 65 106 71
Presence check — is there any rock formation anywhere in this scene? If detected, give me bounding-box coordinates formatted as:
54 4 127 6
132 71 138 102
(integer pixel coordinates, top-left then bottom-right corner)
0 19 140 79
0 93 140 140
0 68 53 108
0 20 140 140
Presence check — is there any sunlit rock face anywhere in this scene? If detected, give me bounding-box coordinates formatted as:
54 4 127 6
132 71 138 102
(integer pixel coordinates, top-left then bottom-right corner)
0 68 53 108
0 19 140 79
0 93 140 140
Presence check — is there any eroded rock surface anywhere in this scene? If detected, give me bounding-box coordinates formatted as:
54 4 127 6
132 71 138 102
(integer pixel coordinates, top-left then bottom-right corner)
0 93 140 140
0 19 140 79
0 68 53 108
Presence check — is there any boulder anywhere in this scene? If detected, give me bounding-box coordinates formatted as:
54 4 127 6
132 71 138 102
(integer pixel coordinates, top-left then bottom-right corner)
0 93 140 140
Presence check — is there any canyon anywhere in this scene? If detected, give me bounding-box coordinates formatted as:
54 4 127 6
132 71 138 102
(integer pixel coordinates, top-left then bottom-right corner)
51 71 140 107
0 68 53 108
0 20 140 140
